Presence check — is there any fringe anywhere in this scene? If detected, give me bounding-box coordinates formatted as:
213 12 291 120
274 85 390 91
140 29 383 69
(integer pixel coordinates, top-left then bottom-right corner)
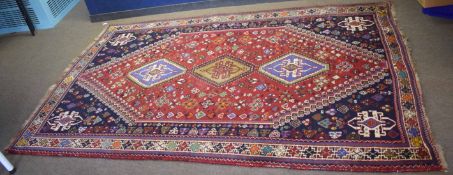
4 1 447 172
5 148 445 172
4 24 111 152
387 0 448 171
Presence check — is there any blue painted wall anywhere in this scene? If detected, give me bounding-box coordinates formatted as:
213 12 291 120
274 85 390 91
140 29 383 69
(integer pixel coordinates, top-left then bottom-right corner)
85 0 207 15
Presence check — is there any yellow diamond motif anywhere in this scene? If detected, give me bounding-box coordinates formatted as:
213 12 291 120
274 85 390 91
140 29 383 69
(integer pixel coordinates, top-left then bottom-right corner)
193 56 253 86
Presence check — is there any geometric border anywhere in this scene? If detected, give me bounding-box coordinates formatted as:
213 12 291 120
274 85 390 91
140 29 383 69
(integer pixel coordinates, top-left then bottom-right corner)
6 2 445 172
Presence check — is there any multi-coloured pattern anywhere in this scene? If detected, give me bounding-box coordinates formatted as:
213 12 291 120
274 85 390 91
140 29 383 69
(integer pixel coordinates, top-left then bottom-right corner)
7 2 444 172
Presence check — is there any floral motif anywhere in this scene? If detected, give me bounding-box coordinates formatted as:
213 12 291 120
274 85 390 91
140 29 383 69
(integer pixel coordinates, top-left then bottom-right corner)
47 111 83 131
338 16 375 33
109 33 137 46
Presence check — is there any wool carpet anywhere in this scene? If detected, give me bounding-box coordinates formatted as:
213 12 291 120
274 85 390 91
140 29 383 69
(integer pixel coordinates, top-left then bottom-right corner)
6 2 445 172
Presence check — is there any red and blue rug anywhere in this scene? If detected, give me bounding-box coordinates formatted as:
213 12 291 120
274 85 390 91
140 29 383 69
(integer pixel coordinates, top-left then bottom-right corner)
7 2 445 172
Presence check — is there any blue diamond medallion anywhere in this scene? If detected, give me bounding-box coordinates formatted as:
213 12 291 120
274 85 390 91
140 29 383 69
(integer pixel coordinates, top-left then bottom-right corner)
259 53 328 85
128 59 186 88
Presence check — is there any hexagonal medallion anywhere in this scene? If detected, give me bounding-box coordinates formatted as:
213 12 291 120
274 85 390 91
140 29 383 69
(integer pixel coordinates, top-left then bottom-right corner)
192 56 253 86
128 59 186 88
259 53 328 85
